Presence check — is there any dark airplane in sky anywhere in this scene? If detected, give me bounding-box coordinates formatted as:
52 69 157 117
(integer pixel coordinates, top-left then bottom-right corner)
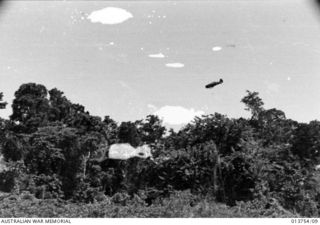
205 79 223 89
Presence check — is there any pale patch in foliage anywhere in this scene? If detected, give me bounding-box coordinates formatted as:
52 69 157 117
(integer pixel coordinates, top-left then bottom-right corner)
108 143 152 160
0 155 6 172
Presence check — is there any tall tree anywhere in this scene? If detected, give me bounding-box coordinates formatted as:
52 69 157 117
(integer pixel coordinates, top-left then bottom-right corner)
136 115 166 144
118 121 141 147
0 92 7 143
10 83 50 133
257 108 297 146
168 113 251 155
291 120 320 163
103 116 118 144
24 125 83 198
48 88 72 122
241 90 264 120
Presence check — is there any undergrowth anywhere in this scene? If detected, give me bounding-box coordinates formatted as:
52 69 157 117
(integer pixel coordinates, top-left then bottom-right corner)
0 190 299 218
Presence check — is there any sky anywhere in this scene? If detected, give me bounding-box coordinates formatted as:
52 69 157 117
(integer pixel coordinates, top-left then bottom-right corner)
0 0 320 130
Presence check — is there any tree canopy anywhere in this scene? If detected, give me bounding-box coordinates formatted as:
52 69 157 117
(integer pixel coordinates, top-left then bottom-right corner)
0 83 319 217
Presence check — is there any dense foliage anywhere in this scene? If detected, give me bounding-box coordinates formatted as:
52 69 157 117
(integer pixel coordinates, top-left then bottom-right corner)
0 83 319 217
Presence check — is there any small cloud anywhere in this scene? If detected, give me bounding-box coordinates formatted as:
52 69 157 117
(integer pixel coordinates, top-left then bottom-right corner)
87 7 133 25
109 42 115 46
148 53 165 58
154 105 204 125
212 46 222 51
287 77 291 81
165 63 184 68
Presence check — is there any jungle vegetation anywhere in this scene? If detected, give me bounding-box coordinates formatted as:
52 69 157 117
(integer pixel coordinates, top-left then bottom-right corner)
0 83 319 217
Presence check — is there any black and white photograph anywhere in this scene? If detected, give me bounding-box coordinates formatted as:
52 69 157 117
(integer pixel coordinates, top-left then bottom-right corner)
0 0 320 219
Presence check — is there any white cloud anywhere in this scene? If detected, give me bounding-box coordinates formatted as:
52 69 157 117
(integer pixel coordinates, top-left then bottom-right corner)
87 7 133 25
165 63 184 68
154 105 204 125
212 46 222 51
148 53 165 58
